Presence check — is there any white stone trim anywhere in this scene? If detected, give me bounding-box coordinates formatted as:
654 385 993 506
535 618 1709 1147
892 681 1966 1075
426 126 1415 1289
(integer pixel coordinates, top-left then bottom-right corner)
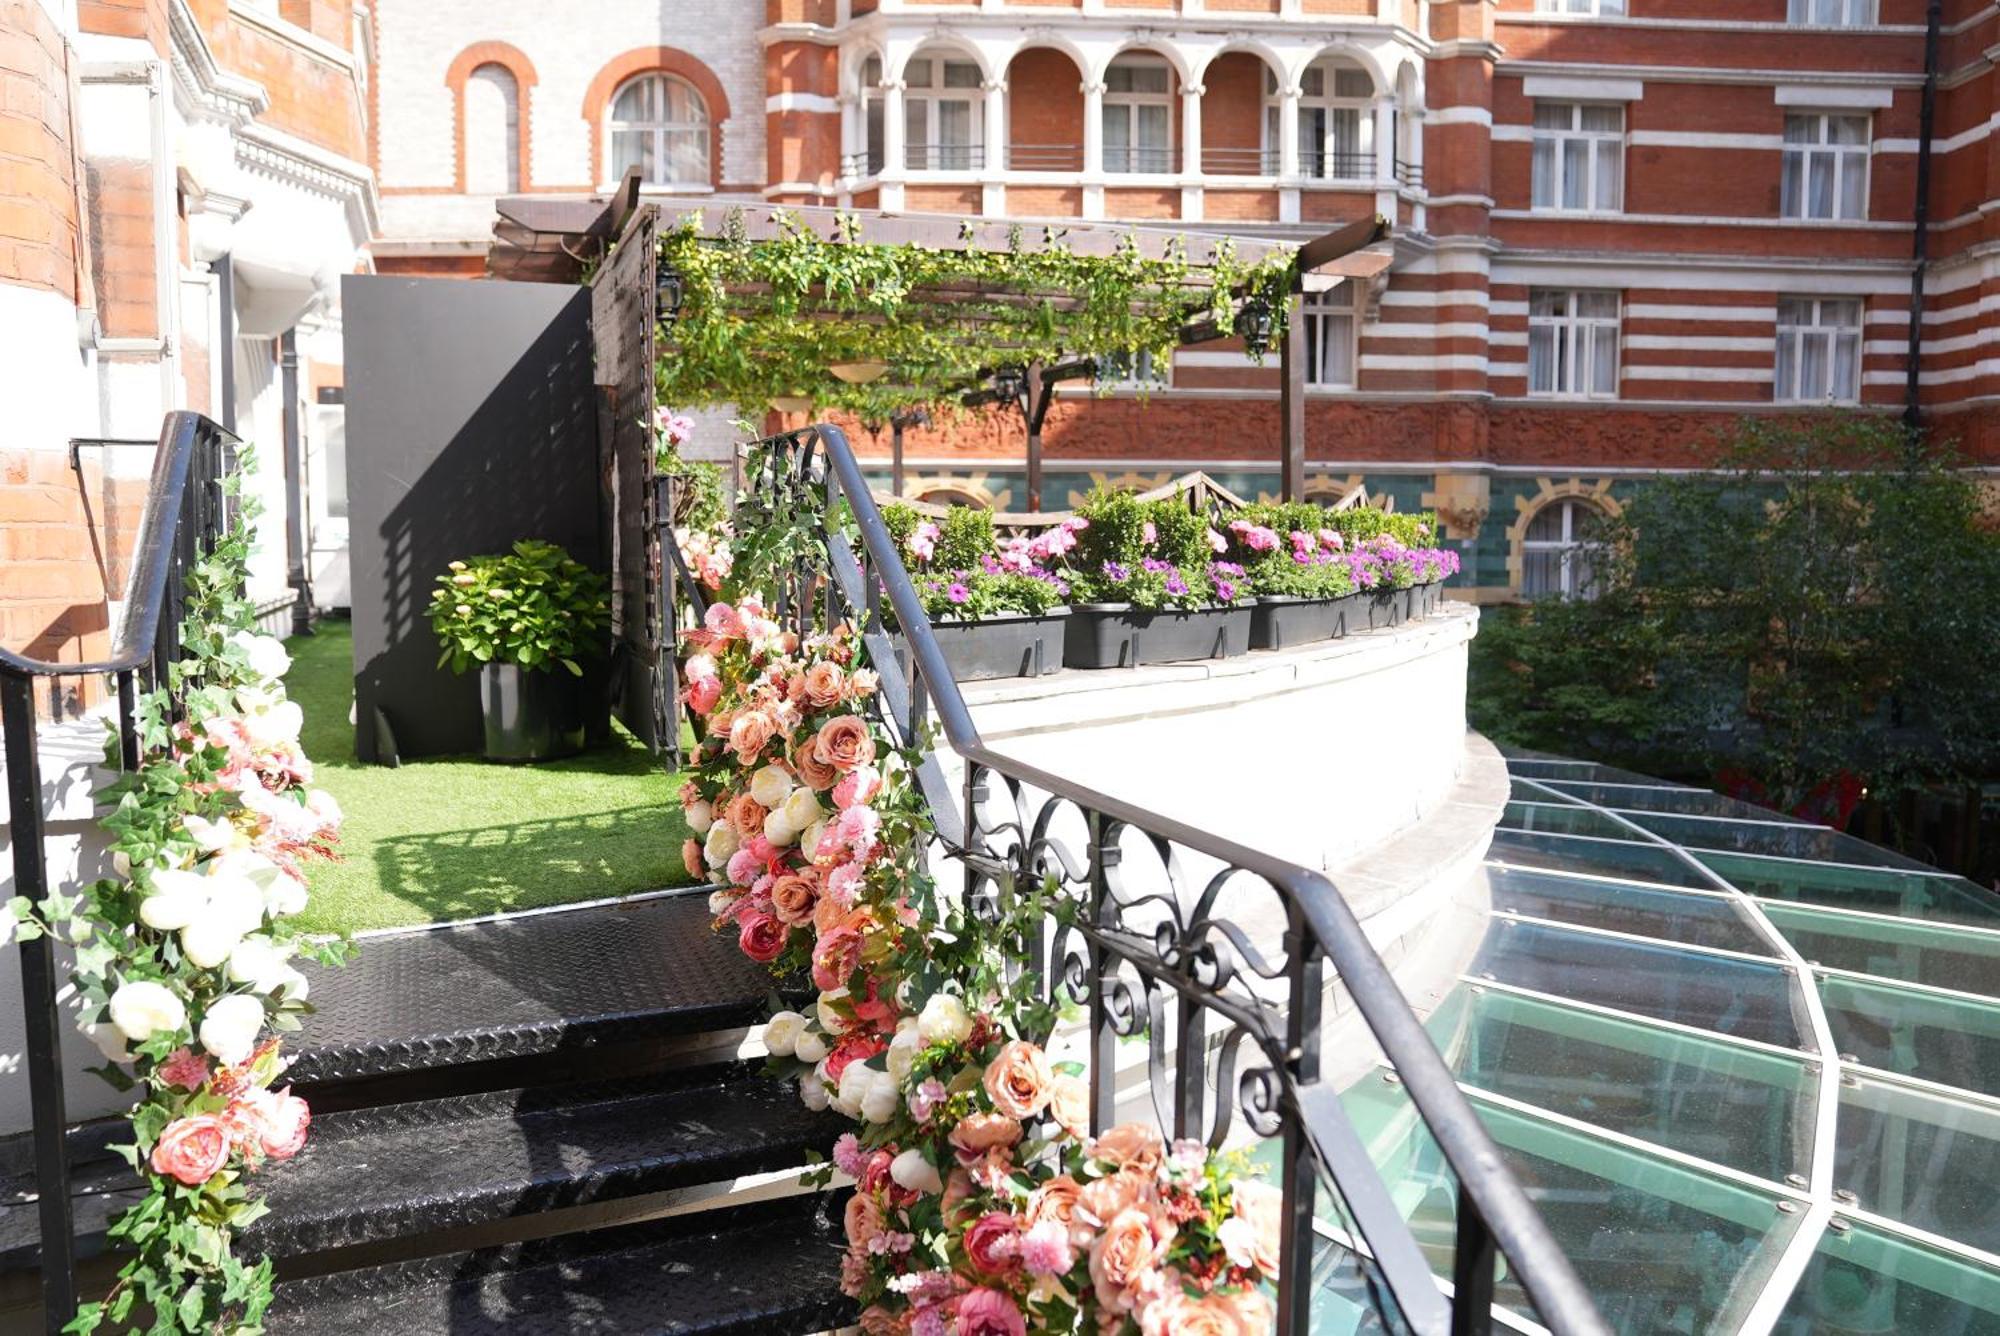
1520 75 1644 102
1775 83 1894 109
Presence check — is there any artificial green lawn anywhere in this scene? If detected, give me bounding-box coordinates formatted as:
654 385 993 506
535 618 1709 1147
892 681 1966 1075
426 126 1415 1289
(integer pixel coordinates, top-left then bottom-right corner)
282 621 694 934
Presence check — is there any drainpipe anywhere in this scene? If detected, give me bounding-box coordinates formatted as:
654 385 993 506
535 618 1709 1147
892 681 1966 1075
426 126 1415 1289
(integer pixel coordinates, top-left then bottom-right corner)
1905 0 1943 435
280 328 313 636
212 254 236 433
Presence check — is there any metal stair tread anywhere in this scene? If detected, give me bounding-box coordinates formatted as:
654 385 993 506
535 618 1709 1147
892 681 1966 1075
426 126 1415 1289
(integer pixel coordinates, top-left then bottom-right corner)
287 890 768 1083
263 1193 852 1335
245 1063 842 1255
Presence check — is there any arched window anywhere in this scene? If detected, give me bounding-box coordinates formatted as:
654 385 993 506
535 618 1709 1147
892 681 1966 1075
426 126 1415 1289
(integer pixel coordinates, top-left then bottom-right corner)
1521 499 1601 600
1104 55 1175 174
1266 58 1375 180
903 50 983 171
463 63 520 194
859 54 885 176
609 73 710 186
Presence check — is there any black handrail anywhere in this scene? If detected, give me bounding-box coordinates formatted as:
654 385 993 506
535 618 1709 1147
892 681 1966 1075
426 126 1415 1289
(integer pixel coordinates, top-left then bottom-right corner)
3 411 237 1332
745 424 1607 1336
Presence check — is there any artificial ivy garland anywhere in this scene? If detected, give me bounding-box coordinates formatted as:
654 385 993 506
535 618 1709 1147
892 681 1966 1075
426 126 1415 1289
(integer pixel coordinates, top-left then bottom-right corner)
9 459 347 1333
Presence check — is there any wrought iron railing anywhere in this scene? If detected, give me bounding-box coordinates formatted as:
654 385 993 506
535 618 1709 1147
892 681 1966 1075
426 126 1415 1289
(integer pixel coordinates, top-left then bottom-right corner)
731 425 1608 1336
3 411 238 1330
1005 142 1086 172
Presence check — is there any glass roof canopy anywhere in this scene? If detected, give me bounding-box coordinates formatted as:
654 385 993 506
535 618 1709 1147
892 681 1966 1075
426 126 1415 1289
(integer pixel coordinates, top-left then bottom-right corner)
1330 752 2000 1335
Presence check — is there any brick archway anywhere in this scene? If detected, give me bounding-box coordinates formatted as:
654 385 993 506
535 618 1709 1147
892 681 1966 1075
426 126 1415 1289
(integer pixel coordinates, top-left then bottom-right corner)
582 47 733 191
445 42 539 194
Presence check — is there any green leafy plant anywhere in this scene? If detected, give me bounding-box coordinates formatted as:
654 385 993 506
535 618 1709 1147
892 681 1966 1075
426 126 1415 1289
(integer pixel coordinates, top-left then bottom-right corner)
428 540 609 676
1062 489 1217 610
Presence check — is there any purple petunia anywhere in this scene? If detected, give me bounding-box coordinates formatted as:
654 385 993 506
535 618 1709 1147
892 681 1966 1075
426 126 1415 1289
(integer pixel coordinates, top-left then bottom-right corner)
947 582 970 604
1102 561 1131 582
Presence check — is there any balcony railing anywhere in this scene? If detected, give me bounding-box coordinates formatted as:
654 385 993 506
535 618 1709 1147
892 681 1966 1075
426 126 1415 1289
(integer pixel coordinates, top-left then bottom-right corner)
1005 142 1085 172
843 141 1426 191
717 425 1611 1336
1396 158 1423 189
4 411 240 1330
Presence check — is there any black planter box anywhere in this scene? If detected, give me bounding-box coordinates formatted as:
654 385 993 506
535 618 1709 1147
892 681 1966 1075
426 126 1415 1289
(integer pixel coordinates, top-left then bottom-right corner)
1414 582 1444 618
480 661 587 762
921 609 1070 682
1248 593 1368 651
1366 587 1412 630
1063 603 1251 669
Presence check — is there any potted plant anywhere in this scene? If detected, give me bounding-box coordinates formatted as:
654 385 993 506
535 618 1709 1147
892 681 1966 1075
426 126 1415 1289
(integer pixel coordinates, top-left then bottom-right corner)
1225 505 1364 651
428 540 611 762
881 504 1073 681
1059 491 1251 668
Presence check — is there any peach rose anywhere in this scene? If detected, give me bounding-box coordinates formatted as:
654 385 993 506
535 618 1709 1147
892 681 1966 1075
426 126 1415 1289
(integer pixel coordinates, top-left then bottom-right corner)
150 1113 230 1187
681 838 704 880
1214 1287 1274 1334
1023 1174 1084 1236
1139 1288 1271 1336
802 660 847 710
982 1040 1054 1120
793 737 841 791
843 1192 885 1251
232 1086 311 1161
1230 1180 1283 1277
1079 1167 1151 1228
1090 1206 1176 1314
1048 1074 1089 1139
812 890 851 936
770 872 818 925
814 715 876 774
726 793 769 842
1091 1122 1166 1176
949 1110 1023 1160
728 711 776 764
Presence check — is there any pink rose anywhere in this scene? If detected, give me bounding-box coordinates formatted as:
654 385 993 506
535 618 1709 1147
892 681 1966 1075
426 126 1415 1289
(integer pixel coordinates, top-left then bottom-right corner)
949 1111 1022 1161
150 1114 230 1187
157 1047 209 1093
703 602 746 641
1229 1179 1284 1277
832 765 880 811
955 1288 1026 1336
737 911 789 963
963 1212 1023 1276
682 676 722 716
832 805 881 859
811 926 864 991
843 1192 885 1250
232 1086 311 1161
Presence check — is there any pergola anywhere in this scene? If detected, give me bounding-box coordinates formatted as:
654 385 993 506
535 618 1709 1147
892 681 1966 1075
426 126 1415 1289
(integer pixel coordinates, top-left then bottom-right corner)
486 178 1393 508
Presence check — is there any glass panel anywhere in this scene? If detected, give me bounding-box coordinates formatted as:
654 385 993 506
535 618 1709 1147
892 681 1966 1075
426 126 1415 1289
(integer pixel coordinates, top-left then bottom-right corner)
1627 812 1932 869
1533 102 1573 131
1527 324 1557 394
610 127 652 182
1434 986 1814 1182
1333 66 1373 98
1776 1219 2000 1333
1539 780 1807 822
1698 849 2000 928
942 61 979 89
1838 148 1867 217
1821 974 2000 1099
1500 801 1641 841
1488 828 1724 890
1762 901 2000 998
1577 291 1620 319
1590 324 1618 394
663 128 707 184
1775 330 1798 399
1835 1074 2000 1251
1472 919 1806 1048
1512 780 1581 805
611 77 653 121
661 76 704 123
1594 137 1622 210
1781 149 1805 216
1562 137 1589 208
1342 1078 1803 1331
1487 865 1777 955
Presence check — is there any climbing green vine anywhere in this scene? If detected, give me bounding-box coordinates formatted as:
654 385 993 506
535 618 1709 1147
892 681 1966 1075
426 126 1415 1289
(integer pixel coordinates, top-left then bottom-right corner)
655 209 1297 417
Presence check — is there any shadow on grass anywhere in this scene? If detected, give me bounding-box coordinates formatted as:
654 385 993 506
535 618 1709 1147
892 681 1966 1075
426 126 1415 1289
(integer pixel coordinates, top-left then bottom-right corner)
371 802 684 923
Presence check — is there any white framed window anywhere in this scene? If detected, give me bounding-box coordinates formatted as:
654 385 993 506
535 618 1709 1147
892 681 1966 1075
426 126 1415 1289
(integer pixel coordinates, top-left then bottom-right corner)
854 54 886 177
1788 0 1876 24
1530 102 1624 212
1104 57 1174 174
1263 60 1375 180
1528 290 1620 399
1782 113 1869 220
1535 0 1626 12
1521 499 1602 600
1096 350 1171 390
609 73 710 187
904 54 983 171
1774 297 1863 403
1302 287 1357 389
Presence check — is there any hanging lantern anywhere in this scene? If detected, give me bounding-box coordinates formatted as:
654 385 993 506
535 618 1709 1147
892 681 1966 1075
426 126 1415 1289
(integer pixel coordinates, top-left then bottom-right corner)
1240 296 1275 357
655 265 684 331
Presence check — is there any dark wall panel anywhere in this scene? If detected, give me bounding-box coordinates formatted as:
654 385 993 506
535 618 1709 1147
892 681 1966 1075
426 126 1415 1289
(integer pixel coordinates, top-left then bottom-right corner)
343 275 599 763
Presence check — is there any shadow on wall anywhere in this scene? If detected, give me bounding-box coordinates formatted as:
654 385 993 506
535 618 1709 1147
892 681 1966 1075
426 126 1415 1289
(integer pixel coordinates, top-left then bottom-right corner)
341 275 604 765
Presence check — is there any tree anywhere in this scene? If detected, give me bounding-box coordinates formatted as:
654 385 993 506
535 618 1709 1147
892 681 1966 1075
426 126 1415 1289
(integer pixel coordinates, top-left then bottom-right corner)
1470 415 2000 824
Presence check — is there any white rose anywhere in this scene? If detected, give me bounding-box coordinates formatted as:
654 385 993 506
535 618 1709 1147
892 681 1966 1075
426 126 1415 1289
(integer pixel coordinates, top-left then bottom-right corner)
241 699 304 751
230 631 291 681
799 1069 831 1111
203 871 268 939
890 1148 944 1196
762 810 798 848
886 1024 924 1085
793 1029 830 1064
834 1059 875 1118
197 994 266 1066
179 919 242 971
860 1070 901 1124
112 850 131 878
685 800 715 836
917 992 973 1046
781 787 824 832
226 937 294 993
272 966 310 1002
138 870 208 931
107 980 186 1043
816 988 851 1035
84 1020 132 1064
703 820 741 867
749 764 794 809
182 812 246 855
263 868 309 918
1216 1216 1258 1270
800 819 829 862
763 1010 807 1058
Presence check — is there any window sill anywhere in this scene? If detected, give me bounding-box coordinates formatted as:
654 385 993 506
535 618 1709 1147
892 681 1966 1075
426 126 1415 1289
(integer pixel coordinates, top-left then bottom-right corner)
611 183 717 196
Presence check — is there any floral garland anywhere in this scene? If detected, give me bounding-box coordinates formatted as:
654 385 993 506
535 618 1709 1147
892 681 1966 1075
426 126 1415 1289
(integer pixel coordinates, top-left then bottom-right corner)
677 592 1282 1334
10 464 346 1333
